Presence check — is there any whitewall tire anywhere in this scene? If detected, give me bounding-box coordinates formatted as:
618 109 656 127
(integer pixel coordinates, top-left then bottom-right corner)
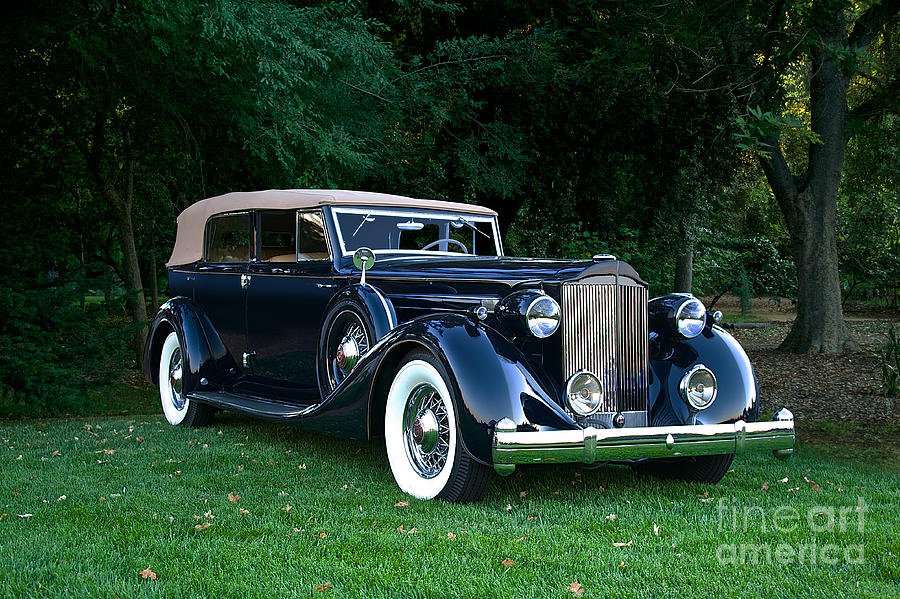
384 351 491 502
158 331 212 428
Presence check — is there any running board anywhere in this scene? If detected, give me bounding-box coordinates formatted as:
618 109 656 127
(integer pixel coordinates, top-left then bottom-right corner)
189 391 315 421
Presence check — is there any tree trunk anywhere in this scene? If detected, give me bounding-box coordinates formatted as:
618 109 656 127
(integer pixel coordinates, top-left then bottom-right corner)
762 35 857 354
149 243 159 312
673 245 693 293
99 162 148 367
779 189 855 353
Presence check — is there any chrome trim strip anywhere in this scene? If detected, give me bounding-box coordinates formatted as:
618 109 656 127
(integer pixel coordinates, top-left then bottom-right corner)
363 283 397 330
491 411 795 475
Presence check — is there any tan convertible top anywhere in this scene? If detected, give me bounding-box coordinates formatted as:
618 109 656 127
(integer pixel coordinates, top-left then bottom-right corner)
167 189 498 266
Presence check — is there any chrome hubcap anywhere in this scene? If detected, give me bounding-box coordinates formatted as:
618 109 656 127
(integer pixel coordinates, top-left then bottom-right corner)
403 384 450 479
168 347 186 410
329 314 369 389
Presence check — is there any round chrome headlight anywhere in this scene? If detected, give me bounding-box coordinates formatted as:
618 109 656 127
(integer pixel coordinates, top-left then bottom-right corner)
675 297 707 339
525 295 561 338
679 364 717 411
566 371 604 416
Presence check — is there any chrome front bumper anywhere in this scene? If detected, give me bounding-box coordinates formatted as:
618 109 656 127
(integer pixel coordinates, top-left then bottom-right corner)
491 408 795 476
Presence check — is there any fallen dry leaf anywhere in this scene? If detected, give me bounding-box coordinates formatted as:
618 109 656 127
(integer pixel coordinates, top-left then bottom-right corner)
140 566 157 580
282 504 292 512
778 477 789 483
605 514 616 521
239 508 249 515
505 504 512 512
804 476 824 492
278 491 290 497
298 464 307 470
515 536 527 543
762 482 770 491
653 524 660 536
519 491 527 498
317 532 327 538
501 558 515 567
394 501 409 508
17 514 32 518
568 581 584 597
194 522 212 531
228 492 241 503
315 582 332 592
448 532 456 540
612 541 633 547
51 450 61 457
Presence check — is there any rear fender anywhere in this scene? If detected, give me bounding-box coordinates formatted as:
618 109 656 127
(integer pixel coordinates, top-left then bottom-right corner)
142 297 236 391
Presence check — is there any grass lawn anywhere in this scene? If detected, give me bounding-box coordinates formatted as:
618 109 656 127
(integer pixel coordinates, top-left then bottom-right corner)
1 413 897 598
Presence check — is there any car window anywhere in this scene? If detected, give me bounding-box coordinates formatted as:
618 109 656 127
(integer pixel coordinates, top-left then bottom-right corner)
332 208 500 257
259 211 296 262
205 212 251 262
298 211 329 260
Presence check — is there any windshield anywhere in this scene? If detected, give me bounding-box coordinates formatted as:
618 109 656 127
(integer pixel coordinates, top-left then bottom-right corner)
331 207 502 257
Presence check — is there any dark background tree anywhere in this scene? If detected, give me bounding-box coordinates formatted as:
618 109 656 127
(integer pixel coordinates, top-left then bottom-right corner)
0 0 898 413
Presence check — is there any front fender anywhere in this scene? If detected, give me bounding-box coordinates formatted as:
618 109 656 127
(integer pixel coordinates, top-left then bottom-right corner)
142 297 235 391
649 325 759 426
298 313 573 464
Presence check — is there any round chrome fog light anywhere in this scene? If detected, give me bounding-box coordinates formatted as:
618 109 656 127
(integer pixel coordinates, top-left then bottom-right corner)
566 371 604 416
679 364 717 411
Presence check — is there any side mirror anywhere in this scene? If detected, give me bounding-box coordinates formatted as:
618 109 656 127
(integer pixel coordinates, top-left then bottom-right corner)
353 247 375 285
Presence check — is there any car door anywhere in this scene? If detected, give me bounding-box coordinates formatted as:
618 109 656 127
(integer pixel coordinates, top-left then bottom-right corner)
191 211 252 377
244 209 336 401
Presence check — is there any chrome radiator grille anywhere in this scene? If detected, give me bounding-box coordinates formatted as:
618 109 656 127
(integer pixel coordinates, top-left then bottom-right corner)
560 282 649 422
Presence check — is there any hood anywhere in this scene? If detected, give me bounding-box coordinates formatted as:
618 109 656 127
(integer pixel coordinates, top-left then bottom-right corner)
350 255 645 289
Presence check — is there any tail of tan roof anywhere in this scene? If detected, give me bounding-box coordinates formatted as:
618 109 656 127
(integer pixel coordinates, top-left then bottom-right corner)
167 189 498 267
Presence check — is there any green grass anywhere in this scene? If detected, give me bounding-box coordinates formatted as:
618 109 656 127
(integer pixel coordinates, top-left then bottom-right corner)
0 414 898 598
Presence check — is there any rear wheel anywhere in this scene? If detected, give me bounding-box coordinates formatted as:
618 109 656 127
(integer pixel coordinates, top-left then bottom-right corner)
634 453 734 484
158 332 213 428
384 351 491 502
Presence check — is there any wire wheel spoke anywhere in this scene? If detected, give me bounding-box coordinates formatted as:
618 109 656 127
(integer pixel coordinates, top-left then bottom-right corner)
404 384 451 479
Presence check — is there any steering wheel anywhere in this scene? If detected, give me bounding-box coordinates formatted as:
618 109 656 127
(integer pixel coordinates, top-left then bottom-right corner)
420 239 469 254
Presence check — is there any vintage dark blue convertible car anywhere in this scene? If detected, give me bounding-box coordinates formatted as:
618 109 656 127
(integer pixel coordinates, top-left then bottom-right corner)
143 189 794 502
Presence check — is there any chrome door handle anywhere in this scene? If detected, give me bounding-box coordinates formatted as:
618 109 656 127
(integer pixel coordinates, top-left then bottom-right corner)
316 283 337 289
241 274 251 289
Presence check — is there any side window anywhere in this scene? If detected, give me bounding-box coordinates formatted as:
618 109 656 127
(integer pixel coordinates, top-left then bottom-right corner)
298 211 329 259
259 211 296 262
205 213 251 262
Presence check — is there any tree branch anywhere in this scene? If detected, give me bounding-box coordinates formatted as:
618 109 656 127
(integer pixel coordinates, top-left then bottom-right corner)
848 0 900 49
757 136 800 237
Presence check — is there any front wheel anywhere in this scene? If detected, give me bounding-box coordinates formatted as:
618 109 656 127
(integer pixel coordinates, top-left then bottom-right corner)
384 351 491 502
158 331 213 428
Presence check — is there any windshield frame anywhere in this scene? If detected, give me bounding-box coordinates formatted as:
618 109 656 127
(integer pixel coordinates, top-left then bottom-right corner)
330 206 503 258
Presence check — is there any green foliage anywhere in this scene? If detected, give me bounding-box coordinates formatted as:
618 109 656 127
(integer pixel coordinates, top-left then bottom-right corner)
0 275 134 417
